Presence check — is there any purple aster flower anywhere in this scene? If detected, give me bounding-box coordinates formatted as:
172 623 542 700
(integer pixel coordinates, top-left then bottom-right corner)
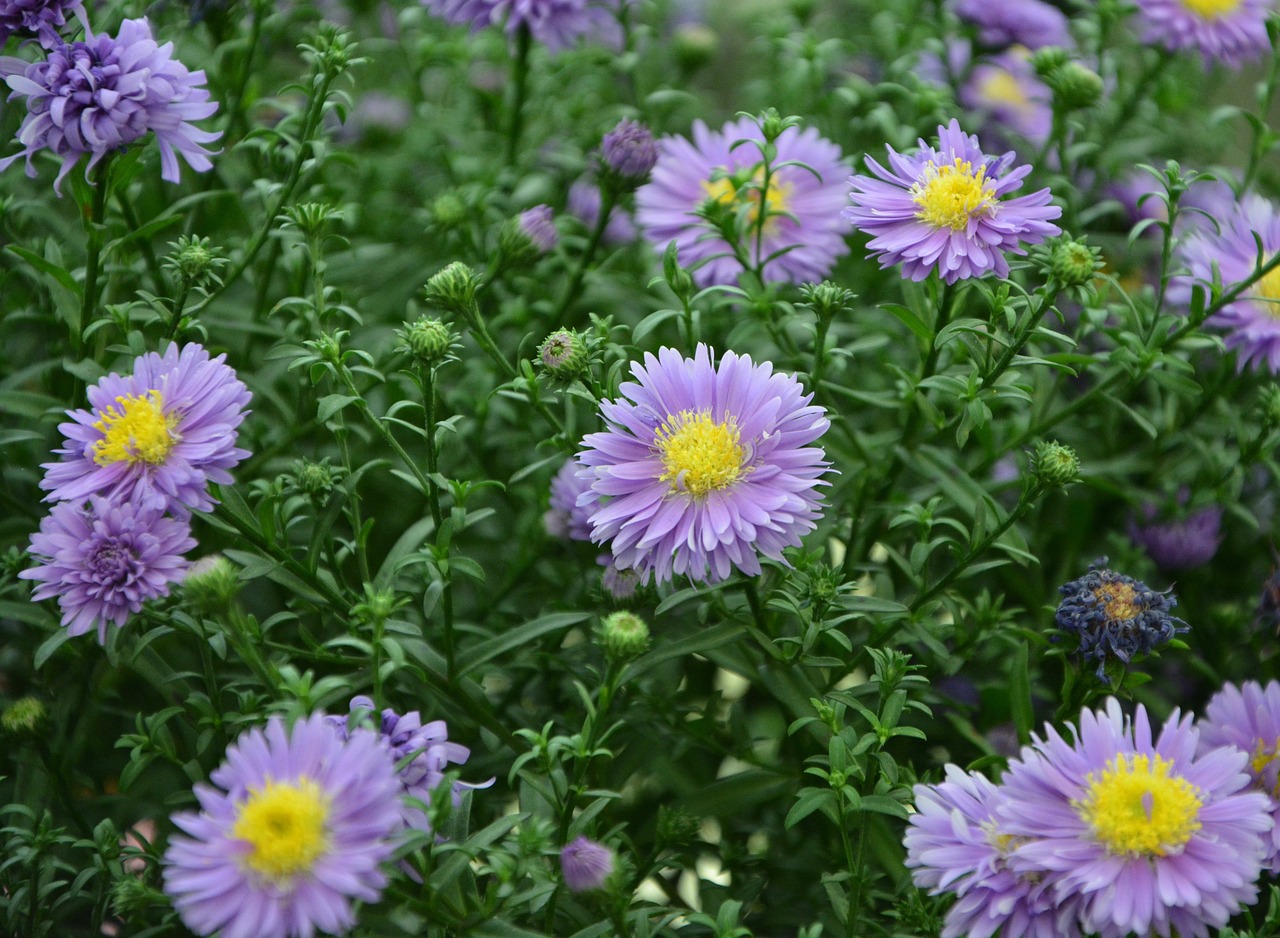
1173 193 1280 372
19 496 194 643
600 117 658 184
421 0 630 53
905 765 1084 938
326 696 492 834
635 116 851 288
0 18 220 194
163 714 402 938
545 459 594 542
41 343 251 517
999 698 1273 938
1054 559 1185 681
0 0 85 48
560 836 614 892
576 344 831 584
1128 502 1223 570
568 178 637 245
845 119 1061 284
960 49 1053 149
1132 0 1271 68
951 0 1073 49
1200 680 1280 872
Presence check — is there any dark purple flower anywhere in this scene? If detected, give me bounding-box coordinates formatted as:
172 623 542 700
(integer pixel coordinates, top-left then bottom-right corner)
421 0 632 54
560 836 613 892
600 117 657 183
326 696 491 835
951 0 1072 49
0 17 220 194
0 0 85 48
19 496 194 643
1128 503 1223 570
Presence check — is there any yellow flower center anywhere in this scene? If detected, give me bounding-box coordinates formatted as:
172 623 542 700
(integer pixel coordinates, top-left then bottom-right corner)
1252 255 1280 317
1074 753 1203 856
655 410 747 498
978 70 1030 110
911 158 998 231
1093 581 1140 621
702 167 791 230
231 777 330 882
91 391 179 467
1180 0 1242 17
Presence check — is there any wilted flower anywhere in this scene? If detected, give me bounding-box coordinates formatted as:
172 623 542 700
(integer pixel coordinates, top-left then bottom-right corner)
163 714 402 938
420 0 631 53
545 459 594 542
0 0 85 48
999 699 1272 938
40 343 252 517
1173 193 1280 372
577 344 831 584
560 836 614 892
845 119 1061 284
1199 680 1280 872
951 0 1072 49
1054 560 1185 681
0 17 220 194
326 696 491 834
636 116 851 287
20 497 194 643
1131 0 1272 68
1128 503 1223 570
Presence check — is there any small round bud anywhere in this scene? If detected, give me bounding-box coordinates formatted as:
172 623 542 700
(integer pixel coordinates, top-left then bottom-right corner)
560 836 614 893
538 329 589 383
183 555 241 615
801 281 856 321
2 696 46 736
673 23 718 71
600 118 658 185
1047 62 1103 111
430 191 469 229
400 317 455 366
600 610 650 661
1029 46 1071 79
423 261 481 318
1031 440 1081 488
1050 237 1103 287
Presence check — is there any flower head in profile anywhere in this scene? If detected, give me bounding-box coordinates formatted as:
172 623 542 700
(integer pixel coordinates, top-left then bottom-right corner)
19 497 194 643
560 836 614 892
905 765 1084 938
845 119 1060 283
1131 0 1271 68
636 116 851 287
0 0 86 48
576 344 830 584
1054 560 1185 681
163 714 402 938
1127 502 1223 570
1174 193 1280 372
0 17 220 194
545 459 594 542
41 343 251 517
951 0 1072 49
326 696 491 834
1199 680 1280 872
999 699 1272 938
420 0 631 54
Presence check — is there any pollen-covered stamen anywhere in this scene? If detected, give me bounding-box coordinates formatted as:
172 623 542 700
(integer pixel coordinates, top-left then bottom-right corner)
655 409 748 497
1074 753 1204 856
1181 0 1242 18
231 777 330 882
703 166 792 229
91 391 179 466
911 158 998 231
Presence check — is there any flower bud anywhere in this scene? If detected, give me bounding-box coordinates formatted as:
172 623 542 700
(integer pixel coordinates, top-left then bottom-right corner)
400 317 455 366
600 118 658 186
423 261 481 318
560 836 614 893
538 329 589 384
2 696 45 736
1031 440 1080 488
599 610 650 661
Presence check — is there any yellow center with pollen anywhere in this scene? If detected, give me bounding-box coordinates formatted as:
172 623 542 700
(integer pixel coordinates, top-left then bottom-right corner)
1093 581 1140 621
231 777 330 881
911 158 998 231
91 391 179 467
655 410 747 498
1181 0 1242 17
1074 753 1203 856
979 70 1030 110
703 168 791 228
